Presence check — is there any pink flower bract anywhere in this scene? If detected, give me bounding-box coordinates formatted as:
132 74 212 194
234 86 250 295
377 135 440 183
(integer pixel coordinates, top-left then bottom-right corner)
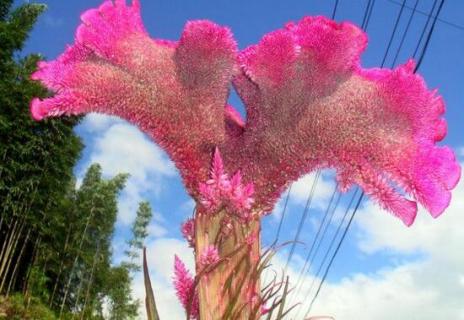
31 0 461 226
181 218 195 248
199 148 255 217
173 255 199 318
199 245 220 268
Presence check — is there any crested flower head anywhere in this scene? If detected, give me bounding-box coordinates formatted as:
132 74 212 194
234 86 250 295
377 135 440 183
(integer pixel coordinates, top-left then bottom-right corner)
30 0 460 226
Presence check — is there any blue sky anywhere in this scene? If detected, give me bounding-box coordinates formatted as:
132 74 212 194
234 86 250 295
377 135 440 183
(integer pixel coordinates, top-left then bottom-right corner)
20 0 464 319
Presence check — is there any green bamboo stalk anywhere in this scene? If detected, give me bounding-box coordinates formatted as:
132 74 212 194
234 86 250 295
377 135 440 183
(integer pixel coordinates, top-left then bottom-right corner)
49 227 71 307
0 219 20 287
6 227 31 296
0 220 26 292
59 207 94 319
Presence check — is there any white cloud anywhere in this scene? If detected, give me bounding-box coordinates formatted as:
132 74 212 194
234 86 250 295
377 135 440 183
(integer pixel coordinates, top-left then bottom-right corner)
141 209 168 239
147 221 168 238
262 162 464 320
269 191 286 222
43 14 64 28
290 170 336 209
111 209 169 266
356 178 464 265
80 113 122 133
89 123 174 182
460 275 464 287
458 146 464 158
93 121 459 320
131 237 194 320
77 115 187 318
78 115 177 224
126 164 464 320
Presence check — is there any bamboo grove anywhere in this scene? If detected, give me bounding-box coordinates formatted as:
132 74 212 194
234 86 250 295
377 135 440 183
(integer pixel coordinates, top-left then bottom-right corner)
0 1 151 318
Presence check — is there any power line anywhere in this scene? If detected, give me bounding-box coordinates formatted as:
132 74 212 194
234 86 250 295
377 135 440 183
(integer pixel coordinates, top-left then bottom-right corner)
414 0 445 72
381 0 407 67
284 170 321 273
288 187 341 307
392 0 419 66
262 184 292 285
303 192 365 318
292 0 378 314
300 0 445 314
386 0 464 31
363 0 376 30
271 184 293 247
291 185 338 293
294 188 360 319
287 1 377 317
412 0 438 58
297 0 415 314
361 0 373 29
331 0 340 19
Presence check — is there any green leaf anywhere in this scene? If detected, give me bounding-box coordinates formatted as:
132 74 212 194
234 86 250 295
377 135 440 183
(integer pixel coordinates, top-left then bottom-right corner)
143 247 160 320
276 276 290 319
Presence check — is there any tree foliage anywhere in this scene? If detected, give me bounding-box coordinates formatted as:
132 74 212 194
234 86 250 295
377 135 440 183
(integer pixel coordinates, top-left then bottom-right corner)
0 1 141 318
124 201 153 273
0 0 82 298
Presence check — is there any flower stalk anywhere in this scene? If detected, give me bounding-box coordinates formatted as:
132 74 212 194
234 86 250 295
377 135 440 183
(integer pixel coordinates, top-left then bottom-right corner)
194 207 261 320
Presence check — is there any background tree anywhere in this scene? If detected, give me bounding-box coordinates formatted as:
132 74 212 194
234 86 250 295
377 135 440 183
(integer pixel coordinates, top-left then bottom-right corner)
106 266 139 320
124 201 153 273
0 2 140 317
0 0 82 298
53 164 129 318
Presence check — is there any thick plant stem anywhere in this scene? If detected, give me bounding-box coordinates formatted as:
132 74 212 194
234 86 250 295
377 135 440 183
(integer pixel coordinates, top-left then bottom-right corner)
195 207 262 320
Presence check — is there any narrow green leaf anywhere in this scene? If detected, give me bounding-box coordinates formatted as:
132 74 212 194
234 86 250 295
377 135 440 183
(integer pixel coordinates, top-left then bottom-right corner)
143 247 160 320
276 276 290 319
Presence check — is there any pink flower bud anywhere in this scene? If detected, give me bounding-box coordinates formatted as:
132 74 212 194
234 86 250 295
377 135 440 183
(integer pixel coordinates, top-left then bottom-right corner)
199 245 220 268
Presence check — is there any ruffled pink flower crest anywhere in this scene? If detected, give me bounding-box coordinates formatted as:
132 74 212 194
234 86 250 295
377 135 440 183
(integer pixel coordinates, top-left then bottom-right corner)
30 0 460 226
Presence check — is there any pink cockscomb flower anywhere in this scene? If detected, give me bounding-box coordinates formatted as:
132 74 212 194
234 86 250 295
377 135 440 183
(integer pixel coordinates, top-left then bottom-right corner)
260 304 270 315
228 171 255 218
199 149 255 219
231 17 461 225
198 148 230 211
181 218 195 248
30 0 460 228
199 245 220 269
173 255 199 319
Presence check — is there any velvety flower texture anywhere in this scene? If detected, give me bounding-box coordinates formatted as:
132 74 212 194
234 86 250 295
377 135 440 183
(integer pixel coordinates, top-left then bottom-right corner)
30 0 460 226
